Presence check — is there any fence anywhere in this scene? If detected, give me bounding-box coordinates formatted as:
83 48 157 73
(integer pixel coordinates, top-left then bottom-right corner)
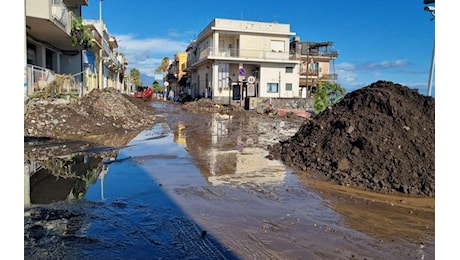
25 65 86 98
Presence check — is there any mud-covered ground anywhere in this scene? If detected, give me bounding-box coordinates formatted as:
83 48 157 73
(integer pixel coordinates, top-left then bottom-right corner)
24 83 435 259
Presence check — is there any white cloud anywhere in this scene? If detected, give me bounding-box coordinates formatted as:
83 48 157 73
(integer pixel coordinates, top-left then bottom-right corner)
335 59 417 93
113 34 190 77
336 62 362 91
364 59 410 70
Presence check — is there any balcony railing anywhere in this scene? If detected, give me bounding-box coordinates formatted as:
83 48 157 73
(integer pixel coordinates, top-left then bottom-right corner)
290 50 339 59
189 47 295 65
51 3 69 28
25 65 85 98
52 2 78 36
299 72 337 80
320 74 338 81
300 71 319 77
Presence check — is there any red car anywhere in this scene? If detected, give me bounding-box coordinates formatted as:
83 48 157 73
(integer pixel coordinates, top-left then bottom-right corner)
133 86 153 99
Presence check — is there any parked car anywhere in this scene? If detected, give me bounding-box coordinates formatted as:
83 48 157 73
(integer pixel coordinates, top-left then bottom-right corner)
133 86 153 99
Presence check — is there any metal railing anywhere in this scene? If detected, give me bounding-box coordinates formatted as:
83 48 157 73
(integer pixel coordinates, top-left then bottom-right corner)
25 65 86 98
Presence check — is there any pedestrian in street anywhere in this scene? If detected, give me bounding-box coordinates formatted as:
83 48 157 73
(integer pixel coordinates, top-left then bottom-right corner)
169 88 175 101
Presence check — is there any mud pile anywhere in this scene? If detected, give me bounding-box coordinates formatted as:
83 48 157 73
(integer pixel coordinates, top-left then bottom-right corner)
268 81 435 196
24 88 157 140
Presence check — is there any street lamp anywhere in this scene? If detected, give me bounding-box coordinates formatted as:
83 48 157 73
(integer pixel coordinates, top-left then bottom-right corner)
424 2 435 97
99 0 104 22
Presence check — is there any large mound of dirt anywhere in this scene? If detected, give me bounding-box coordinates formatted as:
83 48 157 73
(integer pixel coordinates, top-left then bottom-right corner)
268 81 435 196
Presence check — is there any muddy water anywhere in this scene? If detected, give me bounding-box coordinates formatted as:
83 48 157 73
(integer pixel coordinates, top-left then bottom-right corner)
25 101 434 259
152 102 434 259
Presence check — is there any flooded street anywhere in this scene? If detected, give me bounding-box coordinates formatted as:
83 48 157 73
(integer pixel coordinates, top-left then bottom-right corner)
24 100 434 259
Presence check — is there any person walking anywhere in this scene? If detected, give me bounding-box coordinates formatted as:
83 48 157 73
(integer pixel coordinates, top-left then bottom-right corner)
168 88 175 101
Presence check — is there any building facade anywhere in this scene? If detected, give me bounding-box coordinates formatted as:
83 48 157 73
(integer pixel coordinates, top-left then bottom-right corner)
165 52 187 97
25 0 88 96
25 0 127 98
290 38 339 98
184 18 300 105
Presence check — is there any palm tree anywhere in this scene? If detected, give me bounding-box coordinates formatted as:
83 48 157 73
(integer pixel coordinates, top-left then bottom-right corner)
155 57 170 73
130 68 141 87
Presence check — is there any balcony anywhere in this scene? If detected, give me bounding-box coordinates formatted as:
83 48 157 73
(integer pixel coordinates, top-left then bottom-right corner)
26 0 84 52
300 71 319 77
320 74 338 81
300 71 337 78
290 41 339 60
188 47 296 66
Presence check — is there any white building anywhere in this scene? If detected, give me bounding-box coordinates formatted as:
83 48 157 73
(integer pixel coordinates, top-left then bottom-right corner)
185 18 300 106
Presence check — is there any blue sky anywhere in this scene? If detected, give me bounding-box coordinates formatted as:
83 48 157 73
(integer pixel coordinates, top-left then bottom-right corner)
82 0 437 96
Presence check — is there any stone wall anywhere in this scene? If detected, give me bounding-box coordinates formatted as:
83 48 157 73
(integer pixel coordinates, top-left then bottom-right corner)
250 97 314 112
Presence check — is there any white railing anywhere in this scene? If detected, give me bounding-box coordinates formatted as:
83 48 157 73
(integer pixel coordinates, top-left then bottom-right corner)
25 65 87 98
189 47 294 65
51 3 68 28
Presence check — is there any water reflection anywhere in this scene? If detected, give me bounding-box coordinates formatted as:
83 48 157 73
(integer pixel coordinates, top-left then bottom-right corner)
174 122 187 147
172 113 297 186
23 111 303 204
24 153 113 206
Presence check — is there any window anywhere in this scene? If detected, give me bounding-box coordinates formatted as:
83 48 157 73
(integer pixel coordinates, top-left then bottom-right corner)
285 67 293 73
46 49 54 70
309 62 319 74
270 40 284 52
285 83 292 91
27 43 36 65
267 83 278 93
218 63 229 89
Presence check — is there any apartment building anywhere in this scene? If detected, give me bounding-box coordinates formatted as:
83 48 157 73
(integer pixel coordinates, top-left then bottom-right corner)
290 37 339 98
83 20 128 92
25 0 127 97
184 18 300 105
165 52 187 96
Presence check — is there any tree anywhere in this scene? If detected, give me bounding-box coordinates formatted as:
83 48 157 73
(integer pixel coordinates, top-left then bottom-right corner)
130 68 142 87
313 82 346 114
152 81 162 93
155 57 170 73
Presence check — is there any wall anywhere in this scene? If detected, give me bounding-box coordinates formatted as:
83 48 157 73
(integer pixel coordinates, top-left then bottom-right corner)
259 65 299 98
251 97 315 112
26 0 50 19
213 18 292 35
60 51 81 73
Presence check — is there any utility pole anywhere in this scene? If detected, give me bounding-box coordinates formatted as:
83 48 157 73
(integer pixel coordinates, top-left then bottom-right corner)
427 38 435 97
278 71 281 98
98 0 104 89
424 0 435 96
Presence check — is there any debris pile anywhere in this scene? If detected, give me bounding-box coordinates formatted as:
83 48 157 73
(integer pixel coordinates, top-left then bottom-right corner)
268 81 435 196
